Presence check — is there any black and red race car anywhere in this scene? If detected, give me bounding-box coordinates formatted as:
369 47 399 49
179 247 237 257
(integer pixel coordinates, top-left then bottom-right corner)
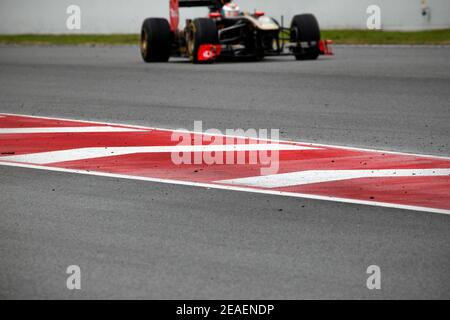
140 0 332 63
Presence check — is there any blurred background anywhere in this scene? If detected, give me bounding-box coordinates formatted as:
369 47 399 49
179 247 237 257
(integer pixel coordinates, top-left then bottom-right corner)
0 0 449 34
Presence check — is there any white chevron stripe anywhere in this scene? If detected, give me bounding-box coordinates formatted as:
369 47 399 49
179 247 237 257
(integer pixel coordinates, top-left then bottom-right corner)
0 144 318 164
218 169 450 188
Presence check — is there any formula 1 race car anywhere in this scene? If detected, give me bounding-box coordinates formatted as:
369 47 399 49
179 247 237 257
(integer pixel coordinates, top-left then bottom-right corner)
140 0 332 64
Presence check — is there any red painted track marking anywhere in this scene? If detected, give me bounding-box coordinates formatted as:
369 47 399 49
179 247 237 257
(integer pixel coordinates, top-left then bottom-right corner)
0 113 449 214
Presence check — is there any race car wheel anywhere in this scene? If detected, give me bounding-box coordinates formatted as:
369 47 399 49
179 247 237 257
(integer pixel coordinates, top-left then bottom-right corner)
188 18 219 64
140 18 171 62
290 14 321 61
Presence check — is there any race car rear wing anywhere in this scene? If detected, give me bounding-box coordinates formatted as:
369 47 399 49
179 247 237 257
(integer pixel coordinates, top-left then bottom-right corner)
171 0 228 31
179 0 232 8
178 0 218 7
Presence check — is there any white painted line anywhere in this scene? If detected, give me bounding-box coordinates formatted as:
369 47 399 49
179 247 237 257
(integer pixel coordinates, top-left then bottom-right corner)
0 144 318 164
0 126 147 134
1 112 449 160
218 169 450 188
0 160 448 215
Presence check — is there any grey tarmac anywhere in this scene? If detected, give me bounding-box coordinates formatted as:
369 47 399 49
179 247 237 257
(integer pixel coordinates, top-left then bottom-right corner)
0 45 449 299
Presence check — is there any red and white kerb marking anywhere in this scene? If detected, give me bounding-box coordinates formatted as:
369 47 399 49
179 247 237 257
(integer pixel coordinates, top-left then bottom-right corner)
1 113 449 215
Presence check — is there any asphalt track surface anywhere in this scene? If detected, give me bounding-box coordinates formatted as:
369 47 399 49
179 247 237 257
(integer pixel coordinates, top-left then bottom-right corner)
0 45 449 299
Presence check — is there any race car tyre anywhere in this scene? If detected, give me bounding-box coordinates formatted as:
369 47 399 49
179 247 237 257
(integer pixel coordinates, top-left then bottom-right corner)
140 18 171 62
189 18 219 64
290 14 321 61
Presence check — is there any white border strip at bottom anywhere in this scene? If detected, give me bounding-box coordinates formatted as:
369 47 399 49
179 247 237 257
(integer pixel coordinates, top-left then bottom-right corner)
0 161 448 215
